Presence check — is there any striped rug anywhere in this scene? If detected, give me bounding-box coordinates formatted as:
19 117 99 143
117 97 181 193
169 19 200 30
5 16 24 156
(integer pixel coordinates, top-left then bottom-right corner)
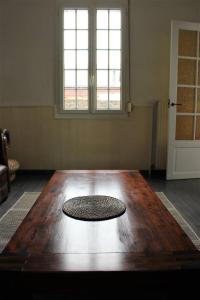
156 192 200 251
0 192 40 252
0 191 199 252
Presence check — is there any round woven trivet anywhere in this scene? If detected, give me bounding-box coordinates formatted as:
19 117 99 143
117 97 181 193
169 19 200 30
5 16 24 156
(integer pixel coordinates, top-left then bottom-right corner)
63 195 126 221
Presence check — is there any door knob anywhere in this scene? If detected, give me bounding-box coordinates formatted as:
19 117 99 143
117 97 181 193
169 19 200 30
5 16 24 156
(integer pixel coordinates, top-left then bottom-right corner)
168 100 182 107
171 102 182 107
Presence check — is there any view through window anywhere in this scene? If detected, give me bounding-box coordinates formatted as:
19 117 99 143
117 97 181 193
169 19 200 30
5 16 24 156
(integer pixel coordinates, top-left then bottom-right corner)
62 8 122 113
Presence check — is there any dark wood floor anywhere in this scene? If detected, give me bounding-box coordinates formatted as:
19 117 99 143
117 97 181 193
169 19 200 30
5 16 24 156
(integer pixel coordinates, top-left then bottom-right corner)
1 170 200 239
0 171 53 218
147 173 200 237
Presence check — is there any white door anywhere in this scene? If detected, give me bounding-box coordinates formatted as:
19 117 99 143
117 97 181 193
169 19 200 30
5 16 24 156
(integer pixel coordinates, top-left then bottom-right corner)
167 21 200 180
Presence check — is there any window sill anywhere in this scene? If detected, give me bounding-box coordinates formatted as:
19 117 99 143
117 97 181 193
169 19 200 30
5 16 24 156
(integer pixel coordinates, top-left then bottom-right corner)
54 106 130 119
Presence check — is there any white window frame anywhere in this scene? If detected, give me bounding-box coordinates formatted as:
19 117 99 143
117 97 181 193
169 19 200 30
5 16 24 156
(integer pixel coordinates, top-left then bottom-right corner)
55 0 129 119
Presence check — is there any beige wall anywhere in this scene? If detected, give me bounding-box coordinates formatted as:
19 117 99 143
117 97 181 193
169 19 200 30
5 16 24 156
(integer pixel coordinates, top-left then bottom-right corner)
0 106 152 170
0 0 200 170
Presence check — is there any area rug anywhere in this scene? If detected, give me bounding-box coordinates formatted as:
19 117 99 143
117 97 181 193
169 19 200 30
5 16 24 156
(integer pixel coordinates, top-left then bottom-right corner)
63 195 126 221
0 191 199 253
156 192 200 251
0 192 40 253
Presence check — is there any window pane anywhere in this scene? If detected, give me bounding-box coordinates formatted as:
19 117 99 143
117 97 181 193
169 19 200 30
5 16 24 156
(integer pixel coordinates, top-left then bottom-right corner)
197 88 200 112
177 87 195 113
97 89 108 110
77 30 88 49
178 59 196 85
199 61 200 85
109 50 120 69
97 50 108 69
64 88 76 110
64 50 76 69
97 70 108 87
97 10 108 29
77 10 88 29
77 89 88 110
195 117 200 139
64 30 75 49
97 30 108 49
77 70 88 87
176 116 194 140
64 10 75 29
77 50 88 69
109 70 120 87
109 10 121 29
178 30 197 57
109 88 121 110
64 70 76 87
109 31 121 49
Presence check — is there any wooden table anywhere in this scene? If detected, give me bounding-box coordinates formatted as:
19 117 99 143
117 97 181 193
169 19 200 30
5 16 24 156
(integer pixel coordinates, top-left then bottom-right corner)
1 170 200 298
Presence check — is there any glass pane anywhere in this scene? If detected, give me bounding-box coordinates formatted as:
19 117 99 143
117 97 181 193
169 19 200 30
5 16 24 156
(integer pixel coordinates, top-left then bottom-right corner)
109 88 120 110
97 89 108 110
64 70 76 87
109 31 121 49
97 70 108 87
77 89 88 110
109 50 121 69
178 59 196 85
77 10 88 29
77 70 88 87
197 89 200 113
64 88 76 110
109 70 120 87
77 50 88 69
64 50 75 69
64 30 75 49
97 30 108 49
109 10 121 29
176 116 194 140
178 30 197 57
199 36 200 57
97 10 108 29
195 117 200 139
64 10 75 29
97 50 108 69
77 30 88 49
199 61 200 85
176 87 195 113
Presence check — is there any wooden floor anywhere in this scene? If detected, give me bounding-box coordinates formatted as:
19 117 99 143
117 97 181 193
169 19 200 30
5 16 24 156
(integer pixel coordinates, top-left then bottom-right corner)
147 173 200 237
1 170 200 239
0 171 53 219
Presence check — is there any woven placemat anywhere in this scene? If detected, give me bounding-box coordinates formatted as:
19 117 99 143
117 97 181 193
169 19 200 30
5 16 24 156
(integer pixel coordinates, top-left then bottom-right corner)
63 195 126 221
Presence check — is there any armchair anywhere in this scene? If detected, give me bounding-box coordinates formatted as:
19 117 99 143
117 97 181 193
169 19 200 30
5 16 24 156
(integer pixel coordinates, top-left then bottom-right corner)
0 129 10 203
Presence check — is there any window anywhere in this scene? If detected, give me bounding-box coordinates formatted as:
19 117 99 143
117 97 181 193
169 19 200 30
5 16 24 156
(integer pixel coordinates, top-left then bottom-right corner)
57 1 129 117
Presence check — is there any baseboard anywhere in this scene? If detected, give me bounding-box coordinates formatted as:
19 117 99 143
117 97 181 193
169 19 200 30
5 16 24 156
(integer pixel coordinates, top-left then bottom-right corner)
17 170 55 176
140 169 166 178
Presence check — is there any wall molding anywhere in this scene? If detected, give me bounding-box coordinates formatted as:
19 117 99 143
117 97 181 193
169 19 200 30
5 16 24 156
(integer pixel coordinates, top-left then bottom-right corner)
0 105 53 108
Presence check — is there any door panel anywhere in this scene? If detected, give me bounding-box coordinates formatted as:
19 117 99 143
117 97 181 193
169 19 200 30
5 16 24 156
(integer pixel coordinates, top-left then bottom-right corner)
167 21 200 179
175 148 200 172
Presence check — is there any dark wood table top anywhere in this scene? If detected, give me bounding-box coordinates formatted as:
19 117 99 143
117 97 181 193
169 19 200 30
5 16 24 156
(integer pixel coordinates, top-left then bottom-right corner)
1 170 200 274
